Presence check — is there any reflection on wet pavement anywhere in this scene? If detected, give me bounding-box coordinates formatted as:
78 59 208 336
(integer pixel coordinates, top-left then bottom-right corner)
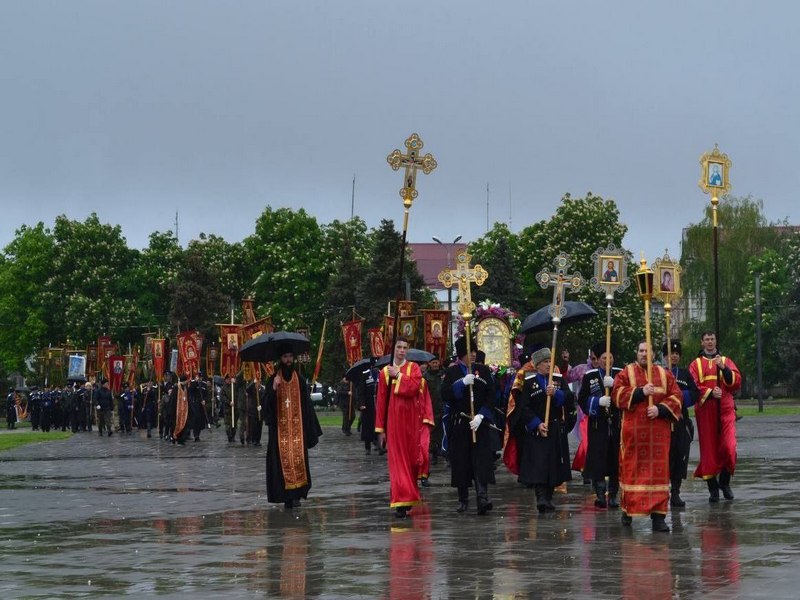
2 415 800 598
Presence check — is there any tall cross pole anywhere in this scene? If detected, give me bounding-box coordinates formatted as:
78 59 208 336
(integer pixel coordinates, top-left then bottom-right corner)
386 133 437 362
536 253 585 436
438 249 488 443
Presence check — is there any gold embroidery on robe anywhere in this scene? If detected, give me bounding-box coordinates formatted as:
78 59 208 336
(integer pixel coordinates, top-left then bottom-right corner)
276 374 308 490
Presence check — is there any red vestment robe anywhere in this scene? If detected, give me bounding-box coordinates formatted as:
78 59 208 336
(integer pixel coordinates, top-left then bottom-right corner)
375 361 431 508
613 363 682 516
689 355 741 478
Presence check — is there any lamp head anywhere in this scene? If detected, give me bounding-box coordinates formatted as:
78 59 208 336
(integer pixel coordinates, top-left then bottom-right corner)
635 254 654 300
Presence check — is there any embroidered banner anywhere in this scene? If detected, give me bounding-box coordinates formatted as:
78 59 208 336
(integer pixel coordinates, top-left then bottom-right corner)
399 316 417 344
152 339 166 382
341 319 364 366
206 343 218 377
295 327 311 364
176 331 200 377
382 315 396 352
109 355 125 393
218 324 241 377
422 309 450 361
367 328 385 358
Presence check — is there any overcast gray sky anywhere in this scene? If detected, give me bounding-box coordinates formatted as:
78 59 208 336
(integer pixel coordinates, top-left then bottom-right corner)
2 1 798 267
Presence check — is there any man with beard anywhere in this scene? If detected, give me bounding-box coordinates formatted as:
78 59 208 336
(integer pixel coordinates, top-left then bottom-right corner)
375 337 434 518
506 346 574 513
578 343 622 509
689 331 741 502
613 341 682 532
663 340 700 508
441 338 497 515
264 344 322 509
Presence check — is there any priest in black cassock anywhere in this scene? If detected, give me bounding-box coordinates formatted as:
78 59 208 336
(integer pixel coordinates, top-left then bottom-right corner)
264 344 322 509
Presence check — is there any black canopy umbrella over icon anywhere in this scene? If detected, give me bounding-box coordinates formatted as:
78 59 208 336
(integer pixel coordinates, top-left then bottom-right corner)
375 348 436 368
519 301 598 335
238 331 311 363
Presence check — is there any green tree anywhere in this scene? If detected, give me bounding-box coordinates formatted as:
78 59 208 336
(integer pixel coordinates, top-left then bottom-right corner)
468 222 525 313
168 250 228 336
679 196 783 355
0 223 56 374
243 207 329 329
43 214 139 346
129 231 184 333
732 248 790 390
187 233 251 316
356 219 432 326
515 193 646 360
774 232 800 394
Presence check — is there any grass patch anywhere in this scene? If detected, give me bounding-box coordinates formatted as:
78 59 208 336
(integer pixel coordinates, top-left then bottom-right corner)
0 431 72 453
736 405 800 417
318 414 343 427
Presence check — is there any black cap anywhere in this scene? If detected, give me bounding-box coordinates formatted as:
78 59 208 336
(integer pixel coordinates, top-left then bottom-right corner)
662 339 681 355
454 337 476 359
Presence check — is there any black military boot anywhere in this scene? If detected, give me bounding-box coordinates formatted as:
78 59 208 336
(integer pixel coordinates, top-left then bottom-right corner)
535 485 547 513
456 487 469 513
707 477 720 503
475 481 492 515
621 512 632 526
607 480 620 509
544 487 556 511
651 513 670 533
594 481 607 509
719 470 734 500
670 479 686 508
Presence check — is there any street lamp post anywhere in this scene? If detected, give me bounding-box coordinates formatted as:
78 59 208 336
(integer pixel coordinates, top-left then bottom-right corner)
432 234 462 354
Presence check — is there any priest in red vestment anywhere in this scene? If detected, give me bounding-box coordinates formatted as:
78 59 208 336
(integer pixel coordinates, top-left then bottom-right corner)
613 340 682 532
376 337 433 518
688 330 741 502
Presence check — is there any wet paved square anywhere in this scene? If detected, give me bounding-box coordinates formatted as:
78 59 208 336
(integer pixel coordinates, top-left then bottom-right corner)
2 415 800 598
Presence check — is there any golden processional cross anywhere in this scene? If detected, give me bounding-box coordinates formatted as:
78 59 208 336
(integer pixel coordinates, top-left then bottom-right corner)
387 133 438 209
438 248 488 442
535 253 585 435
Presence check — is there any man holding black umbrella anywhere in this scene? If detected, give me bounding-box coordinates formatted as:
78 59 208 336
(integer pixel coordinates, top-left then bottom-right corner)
264 343 322 509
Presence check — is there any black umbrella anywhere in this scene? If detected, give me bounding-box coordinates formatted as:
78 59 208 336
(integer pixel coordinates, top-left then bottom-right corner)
375 348 436 368
238 331 311 363
344 358 373 382
519 301 598 334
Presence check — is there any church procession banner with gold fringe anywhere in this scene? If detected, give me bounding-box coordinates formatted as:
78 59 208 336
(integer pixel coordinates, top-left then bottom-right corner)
152 338 166 382
382 315 395 353
218 324 241 377
341 319 364 366
176 331 200 377
367 328 384 358
422 309 450 362
109 354 124 393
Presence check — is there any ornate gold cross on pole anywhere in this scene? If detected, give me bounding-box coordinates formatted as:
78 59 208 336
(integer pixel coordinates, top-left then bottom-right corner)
385 133 438 365
438 248 488 442
536 252 585 436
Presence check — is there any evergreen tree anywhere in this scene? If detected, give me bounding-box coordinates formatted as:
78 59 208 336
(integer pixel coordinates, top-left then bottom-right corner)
469 222 525 313
168 250 228 337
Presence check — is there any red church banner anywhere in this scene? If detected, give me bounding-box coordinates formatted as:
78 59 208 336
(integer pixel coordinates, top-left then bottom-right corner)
341 319 364 366
382 316 395 354
218 324 241 377
109 355 124 393
152 339 166 382
176 331 200 377
423 310 450 362
367 328 384 358
206 344 218 377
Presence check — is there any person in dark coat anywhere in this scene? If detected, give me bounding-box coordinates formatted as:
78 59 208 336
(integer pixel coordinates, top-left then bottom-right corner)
578 343 623 509
663 340 699 507
423 357 445 464
441 337 498 515
6 387 17 429
507 346 575 512
356 358 379 454
336 378 355 436
264 344 322 508
95 380 114 437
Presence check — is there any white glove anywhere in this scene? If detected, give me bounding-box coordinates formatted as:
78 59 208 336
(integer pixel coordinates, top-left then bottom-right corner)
462 374 476 386
599 395 611 408
95 405 101 411
603 375 615 388
469 414 484 431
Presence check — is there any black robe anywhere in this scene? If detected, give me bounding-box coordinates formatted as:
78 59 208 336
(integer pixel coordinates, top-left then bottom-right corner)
669 365 699 481
356 366 378 445
441 361 497 489
264 369 322 504
508 371 574 487
578 367 622 482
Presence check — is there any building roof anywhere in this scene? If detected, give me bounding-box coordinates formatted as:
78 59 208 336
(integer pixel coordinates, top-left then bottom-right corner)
408 242 469 290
